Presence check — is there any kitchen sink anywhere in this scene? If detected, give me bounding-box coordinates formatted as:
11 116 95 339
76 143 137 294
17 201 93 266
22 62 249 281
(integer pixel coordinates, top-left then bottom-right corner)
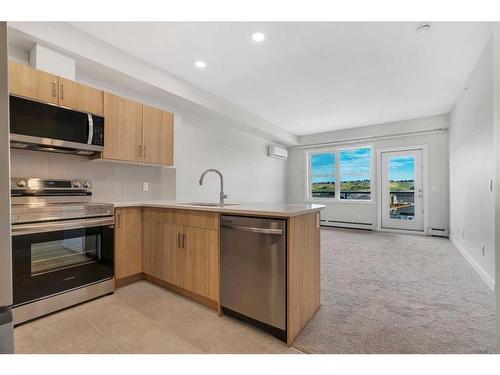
178 202 239 207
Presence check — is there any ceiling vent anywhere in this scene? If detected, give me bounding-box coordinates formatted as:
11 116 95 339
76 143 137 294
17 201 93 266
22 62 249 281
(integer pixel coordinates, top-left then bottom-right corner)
268 145 288 160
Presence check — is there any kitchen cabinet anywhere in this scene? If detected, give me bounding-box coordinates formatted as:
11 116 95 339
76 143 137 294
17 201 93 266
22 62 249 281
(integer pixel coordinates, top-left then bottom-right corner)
115 208 143 281
58 78 104 115
9 60 103 114
142 104 174 166
9 60 58 105
101 96 174 166
103 92 143 162
182 226 219 301
142 208 220 306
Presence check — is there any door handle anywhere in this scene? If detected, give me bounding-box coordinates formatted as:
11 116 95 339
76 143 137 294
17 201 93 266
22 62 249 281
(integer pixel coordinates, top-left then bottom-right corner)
221 223 284 235
177 233 182 248
52 81 57 98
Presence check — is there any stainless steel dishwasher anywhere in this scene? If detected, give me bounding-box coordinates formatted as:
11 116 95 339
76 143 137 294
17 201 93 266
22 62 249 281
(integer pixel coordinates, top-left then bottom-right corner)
220 215 286 341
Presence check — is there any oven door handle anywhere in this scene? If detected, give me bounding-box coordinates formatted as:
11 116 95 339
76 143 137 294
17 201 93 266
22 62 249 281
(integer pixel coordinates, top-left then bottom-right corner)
11 217 115 236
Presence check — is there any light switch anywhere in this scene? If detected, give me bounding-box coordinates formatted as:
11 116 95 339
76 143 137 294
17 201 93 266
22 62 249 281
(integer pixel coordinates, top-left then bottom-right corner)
143 182 149 192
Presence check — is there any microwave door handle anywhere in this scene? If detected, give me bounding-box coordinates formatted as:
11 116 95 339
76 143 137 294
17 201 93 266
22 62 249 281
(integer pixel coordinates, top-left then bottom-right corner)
87 114 94 145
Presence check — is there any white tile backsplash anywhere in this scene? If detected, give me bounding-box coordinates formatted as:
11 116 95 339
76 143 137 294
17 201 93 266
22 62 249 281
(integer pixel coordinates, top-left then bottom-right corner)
10 150 176 202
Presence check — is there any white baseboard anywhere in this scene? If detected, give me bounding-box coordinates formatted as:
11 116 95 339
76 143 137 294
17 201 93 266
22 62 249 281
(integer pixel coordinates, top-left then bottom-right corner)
449 235 495 291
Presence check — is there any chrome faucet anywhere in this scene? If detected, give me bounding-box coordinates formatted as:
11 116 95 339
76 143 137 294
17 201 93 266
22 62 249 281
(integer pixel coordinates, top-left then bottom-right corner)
198 169 228 206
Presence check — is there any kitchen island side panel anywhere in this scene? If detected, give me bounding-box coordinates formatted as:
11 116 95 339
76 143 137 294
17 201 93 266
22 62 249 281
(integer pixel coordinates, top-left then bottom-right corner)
287 212 321 345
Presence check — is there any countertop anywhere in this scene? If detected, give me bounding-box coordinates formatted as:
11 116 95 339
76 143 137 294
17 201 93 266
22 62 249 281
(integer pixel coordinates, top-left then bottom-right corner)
107 200 325 218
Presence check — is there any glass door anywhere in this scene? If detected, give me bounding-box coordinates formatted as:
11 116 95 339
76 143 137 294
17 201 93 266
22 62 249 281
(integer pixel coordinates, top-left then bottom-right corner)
381 149 424 231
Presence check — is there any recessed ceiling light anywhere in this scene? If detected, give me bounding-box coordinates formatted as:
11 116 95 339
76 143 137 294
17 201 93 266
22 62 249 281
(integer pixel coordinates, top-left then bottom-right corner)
194 60 206 69
416 23 431 36
251 32 265 42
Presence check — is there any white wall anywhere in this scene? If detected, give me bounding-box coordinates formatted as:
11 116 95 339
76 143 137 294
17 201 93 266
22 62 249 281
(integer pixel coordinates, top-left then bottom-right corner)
175 114 287 203
288 115 449 231
449 37 495 288
493 24 500 355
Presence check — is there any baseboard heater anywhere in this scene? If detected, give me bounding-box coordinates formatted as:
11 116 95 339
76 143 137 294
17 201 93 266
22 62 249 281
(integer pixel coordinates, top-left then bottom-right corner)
427 227 449 237
320 219 374 230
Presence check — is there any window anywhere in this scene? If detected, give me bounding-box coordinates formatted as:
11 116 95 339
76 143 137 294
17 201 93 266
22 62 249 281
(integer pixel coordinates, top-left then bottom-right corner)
309 153 336 198
339 147 371 200
308 146 372 201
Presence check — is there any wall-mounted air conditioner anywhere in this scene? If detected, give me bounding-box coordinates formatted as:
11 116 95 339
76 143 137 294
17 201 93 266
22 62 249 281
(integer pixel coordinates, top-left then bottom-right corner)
268 145 288 160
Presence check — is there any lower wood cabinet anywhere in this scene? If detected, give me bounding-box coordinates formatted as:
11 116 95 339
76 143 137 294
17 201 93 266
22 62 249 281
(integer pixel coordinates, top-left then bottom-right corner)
141 208 220 304
115 208 143 281
182 226 219 301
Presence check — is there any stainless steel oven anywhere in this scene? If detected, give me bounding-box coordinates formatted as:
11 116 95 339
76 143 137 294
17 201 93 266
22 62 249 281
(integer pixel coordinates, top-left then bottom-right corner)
10 178 114 324
9 96 104 156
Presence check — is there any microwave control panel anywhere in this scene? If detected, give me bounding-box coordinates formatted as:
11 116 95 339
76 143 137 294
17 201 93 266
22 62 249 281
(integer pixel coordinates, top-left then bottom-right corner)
92 116 105 146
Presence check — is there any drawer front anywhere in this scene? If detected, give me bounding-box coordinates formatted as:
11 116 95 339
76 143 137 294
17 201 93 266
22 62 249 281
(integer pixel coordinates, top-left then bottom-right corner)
164 209 219 230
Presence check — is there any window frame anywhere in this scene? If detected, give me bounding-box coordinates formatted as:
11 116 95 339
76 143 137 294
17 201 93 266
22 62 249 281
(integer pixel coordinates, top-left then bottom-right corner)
306 144 374 204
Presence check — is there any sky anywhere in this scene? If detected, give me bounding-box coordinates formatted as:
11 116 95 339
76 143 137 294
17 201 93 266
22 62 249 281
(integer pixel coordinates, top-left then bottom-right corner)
311 149 415 182
389 155 415 181
311 148 371 182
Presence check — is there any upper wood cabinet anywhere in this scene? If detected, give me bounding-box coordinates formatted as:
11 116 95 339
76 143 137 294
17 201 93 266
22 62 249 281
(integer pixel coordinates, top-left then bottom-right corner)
9 60 103 114
103 92 143 162
115 208 143 280
101 96 174 166
9 60 174 167
9 60 59 105
58 78 104 115
143 104 174 166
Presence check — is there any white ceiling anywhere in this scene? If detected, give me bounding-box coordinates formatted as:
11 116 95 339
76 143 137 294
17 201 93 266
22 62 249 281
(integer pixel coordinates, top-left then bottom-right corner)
69 22 491 136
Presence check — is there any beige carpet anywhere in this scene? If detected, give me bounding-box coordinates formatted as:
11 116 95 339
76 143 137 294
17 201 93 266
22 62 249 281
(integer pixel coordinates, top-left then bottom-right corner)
292 227 495 354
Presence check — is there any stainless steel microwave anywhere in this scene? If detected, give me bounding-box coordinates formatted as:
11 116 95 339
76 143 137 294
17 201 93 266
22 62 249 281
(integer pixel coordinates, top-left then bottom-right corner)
9 96 105 156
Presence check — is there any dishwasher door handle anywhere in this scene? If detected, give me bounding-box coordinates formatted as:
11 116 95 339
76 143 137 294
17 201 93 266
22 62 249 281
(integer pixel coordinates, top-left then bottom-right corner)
221 223 284 235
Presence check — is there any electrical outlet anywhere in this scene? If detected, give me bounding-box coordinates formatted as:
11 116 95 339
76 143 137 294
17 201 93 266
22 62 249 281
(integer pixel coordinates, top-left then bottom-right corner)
481 244 485 256
143 182 149 192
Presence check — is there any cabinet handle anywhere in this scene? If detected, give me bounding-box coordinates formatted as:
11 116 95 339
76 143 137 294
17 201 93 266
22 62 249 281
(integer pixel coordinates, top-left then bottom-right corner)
52 81 56 98
116 213 120 229
138 145 142 158
182 233 186 249
60 83 64 99
177 233 182 248
144 145 147 159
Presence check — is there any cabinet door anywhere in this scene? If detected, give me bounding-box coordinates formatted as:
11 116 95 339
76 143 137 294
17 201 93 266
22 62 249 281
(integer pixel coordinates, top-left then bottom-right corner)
103 93 143 162
182 227 219 301
142 105 174 166
59 78 104 115
115 208 143 280
9 60 58 104
143 208 183 285
143 208 163 279
161 223 183 285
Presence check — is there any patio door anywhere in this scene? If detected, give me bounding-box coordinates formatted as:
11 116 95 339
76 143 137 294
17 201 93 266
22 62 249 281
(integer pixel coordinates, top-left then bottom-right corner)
381 149 424 231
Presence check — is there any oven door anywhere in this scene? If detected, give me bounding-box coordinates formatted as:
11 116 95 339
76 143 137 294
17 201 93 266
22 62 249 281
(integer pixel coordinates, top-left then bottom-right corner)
11 217 114 306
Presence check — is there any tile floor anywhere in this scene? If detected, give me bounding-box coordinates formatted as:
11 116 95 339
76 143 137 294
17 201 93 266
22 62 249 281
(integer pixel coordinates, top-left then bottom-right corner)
14 280 299 354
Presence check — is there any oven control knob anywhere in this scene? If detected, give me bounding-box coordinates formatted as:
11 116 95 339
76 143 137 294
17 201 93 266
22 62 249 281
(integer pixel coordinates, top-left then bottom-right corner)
72 181 81 188
82 181 90 189
17 180 27 188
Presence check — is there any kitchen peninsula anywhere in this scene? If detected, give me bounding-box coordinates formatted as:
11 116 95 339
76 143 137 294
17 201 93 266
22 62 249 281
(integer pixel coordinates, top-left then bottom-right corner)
112 201 324 345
